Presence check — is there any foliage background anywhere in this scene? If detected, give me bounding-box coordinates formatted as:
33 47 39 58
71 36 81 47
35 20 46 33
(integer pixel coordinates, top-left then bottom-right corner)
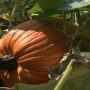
0 0 90 90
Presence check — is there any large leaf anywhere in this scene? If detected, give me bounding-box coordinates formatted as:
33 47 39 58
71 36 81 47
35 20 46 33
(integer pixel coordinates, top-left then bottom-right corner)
29 0 90 19
28 0 63 19
30 0 90 13
29 0 61 13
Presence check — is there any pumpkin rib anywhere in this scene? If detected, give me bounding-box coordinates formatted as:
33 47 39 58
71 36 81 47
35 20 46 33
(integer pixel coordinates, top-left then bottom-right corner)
16 38 50 58
15 32 66 58
12 20 66 56
18 66 49 76
18 53 60 66
13 33 48 57
17 41 66 59
18 43 65 61
20 62 58 72
13 30 41 44
14 31 43 49
18 58 59 70
11 30 36 48
13 23 53 53
18 43 56 60
18 52 61 67
17 67 49 84
2 30 25 55
2 30 17 54
9 30 25 50
20 68 48 80
20 75 48 83
23 68 48 76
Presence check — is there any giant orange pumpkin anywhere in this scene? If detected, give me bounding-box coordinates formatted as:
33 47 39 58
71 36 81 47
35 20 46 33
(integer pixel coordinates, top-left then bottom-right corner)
0 20 76 87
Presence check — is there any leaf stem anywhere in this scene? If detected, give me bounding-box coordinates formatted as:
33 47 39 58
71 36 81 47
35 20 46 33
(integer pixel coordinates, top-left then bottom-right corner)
54 59 75 90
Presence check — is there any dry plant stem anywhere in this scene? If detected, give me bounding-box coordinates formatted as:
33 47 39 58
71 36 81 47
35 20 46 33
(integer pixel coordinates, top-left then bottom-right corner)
54 59 75 90
76 9 83 26
72 10 83 41
9 4 17 29
62 11 69 38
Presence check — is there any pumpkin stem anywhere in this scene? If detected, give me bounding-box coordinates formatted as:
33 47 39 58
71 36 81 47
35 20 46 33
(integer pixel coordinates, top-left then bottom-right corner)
0 55 18 71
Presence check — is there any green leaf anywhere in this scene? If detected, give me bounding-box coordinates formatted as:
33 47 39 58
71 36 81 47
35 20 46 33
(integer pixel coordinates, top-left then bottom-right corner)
29 0 62 13
30 0 90 12
28 0 63 19
59 0 90 10
29 0 90 19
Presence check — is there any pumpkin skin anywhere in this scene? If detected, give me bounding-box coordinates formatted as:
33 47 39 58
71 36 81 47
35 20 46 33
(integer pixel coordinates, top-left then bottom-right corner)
0 20 75 87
